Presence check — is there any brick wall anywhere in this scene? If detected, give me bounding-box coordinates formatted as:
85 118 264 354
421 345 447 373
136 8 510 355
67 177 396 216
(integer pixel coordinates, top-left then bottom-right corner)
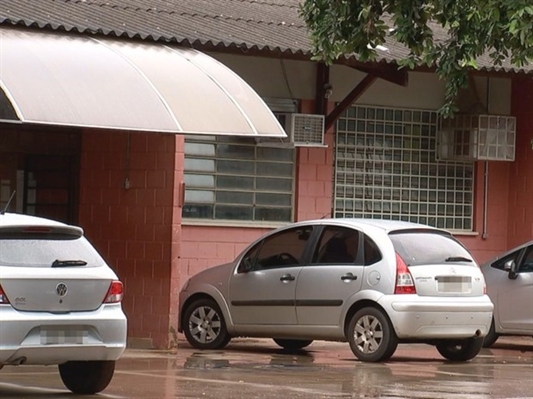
296 99 334 220
180 225 272 287
79 130 178 348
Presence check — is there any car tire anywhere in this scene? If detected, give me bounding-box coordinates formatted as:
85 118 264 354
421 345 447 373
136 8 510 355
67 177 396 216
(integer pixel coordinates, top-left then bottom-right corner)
347 307 398 362
482 318 499 348
183 298 231 349
436 337 484 361
58 360 115 394
273 338 313 350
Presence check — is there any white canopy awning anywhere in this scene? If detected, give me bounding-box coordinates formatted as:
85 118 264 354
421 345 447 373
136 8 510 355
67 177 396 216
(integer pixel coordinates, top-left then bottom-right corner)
0 27 286 137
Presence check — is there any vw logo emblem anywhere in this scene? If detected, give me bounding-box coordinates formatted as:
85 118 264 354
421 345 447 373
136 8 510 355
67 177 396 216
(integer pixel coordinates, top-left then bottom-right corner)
56 283 68 297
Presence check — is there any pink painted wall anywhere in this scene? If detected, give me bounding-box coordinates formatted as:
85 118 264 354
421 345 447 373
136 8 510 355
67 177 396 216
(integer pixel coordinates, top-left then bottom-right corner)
509 77 533 247
458 161 511 264
79 130 178 348
456 76 533 264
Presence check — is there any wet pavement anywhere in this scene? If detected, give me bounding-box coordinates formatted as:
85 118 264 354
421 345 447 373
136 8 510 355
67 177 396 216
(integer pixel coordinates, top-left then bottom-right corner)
1 337 532 398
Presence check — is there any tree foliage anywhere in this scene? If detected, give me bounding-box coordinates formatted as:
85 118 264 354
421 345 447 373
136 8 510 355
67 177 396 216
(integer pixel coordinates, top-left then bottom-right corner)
300 0 533 115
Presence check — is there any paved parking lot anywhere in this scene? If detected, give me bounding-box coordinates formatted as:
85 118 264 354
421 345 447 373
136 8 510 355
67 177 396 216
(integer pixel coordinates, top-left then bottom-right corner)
1 337 532 398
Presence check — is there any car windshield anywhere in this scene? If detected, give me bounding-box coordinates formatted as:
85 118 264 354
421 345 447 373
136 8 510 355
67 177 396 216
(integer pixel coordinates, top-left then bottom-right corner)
0 235 105 268
389 230 474 266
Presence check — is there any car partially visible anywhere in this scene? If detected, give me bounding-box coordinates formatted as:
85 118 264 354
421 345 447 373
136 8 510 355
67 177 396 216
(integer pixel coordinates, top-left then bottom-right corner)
480 240 533 347
0 212 127 394
178 218 493 362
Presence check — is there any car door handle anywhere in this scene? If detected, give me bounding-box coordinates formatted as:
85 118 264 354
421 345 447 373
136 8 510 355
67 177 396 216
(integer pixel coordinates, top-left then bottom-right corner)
341 273 358 282
280 274 296 282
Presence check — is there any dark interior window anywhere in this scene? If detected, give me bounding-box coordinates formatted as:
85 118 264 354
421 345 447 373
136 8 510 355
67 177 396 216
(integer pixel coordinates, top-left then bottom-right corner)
240 226 313 271
313 226 360 264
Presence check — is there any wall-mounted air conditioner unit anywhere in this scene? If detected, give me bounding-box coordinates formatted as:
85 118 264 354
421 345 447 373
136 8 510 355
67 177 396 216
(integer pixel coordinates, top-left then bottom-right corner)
437 114 516 161
288 113 326 147
256 113 326 148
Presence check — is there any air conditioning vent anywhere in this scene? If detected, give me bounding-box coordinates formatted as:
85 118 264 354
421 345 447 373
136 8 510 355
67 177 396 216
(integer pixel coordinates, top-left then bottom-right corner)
437 114 516 162
289 114 325 147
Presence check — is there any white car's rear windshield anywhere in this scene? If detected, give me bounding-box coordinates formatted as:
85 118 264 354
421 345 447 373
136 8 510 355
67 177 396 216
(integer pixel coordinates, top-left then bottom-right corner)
0 233 105 268
389 230 474 266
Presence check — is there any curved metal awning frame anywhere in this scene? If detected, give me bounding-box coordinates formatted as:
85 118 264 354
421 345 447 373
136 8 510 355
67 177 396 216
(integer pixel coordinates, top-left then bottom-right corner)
0 26 286 137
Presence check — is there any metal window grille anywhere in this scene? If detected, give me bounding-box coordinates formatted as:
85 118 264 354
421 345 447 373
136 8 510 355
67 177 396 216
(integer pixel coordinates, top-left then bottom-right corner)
334 106 474 231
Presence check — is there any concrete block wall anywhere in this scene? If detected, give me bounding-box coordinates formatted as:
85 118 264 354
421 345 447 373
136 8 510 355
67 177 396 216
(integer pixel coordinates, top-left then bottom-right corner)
79 130 177 348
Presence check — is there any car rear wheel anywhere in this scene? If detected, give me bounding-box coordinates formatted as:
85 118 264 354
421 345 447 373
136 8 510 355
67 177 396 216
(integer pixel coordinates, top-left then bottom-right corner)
58 360 115 394
482 318 499 348
347 307 398 362
436 337 483 361
183 298 231 349
273 338 313 350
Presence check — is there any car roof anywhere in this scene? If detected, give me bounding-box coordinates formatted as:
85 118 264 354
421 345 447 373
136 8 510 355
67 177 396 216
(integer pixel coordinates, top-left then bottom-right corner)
0 212 82 233
293 218 446 234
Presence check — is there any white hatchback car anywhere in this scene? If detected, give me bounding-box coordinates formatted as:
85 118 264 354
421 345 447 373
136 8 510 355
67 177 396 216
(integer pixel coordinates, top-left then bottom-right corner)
179 219 493 362
480 240 533 347
0 212 127 394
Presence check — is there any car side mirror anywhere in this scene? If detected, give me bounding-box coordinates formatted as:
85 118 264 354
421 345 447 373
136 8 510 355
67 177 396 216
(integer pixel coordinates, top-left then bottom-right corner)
504 260 518 280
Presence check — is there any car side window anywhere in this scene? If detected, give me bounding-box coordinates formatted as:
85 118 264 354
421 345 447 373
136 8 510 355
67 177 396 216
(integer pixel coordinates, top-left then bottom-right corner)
491 249 521 271
363 234 382 265
518 245 533 273
239 226 313 272
313 226 360 265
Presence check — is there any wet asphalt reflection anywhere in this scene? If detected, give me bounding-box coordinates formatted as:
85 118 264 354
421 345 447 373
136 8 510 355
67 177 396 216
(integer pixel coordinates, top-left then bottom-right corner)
0 337 532 399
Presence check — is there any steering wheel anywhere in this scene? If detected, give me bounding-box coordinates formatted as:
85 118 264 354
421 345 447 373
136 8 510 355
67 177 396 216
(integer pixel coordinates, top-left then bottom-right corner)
278 252 298 265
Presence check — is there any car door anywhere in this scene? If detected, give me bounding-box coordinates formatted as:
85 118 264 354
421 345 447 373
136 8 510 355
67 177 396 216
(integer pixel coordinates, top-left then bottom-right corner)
496 244 533 332
229 225 313 325
295 226 364 326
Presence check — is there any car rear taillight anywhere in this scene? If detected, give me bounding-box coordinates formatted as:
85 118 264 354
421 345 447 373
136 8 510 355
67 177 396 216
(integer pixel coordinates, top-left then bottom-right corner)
104 281 124 303
394 253 416 294
0 285 10 304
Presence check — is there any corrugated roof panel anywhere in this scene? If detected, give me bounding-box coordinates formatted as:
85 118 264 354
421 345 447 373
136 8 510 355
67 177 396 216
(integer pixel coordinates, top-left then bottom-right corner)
0 0 531 74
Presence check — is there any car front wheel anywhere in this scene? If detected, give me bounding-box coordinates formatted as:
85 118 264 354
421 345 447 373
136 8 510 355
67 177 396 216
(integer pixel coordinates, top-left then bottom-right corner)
273 338 313 350
58 360 115 394
347 307 398 362
436 337 484 361
183 298 231 349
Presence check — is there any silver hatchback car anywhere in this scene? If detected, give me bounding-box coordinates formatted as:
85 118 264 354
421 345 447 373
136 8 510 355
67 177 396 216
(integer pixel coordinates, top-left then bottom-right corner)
0 212 127 394
179 219 493 362
480 240 533 347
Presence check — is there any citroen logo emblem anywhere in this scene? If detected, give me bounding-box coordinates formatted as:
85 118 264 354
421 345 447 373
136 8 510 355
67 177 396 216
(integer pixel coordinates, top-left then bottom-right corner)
56 283 68 297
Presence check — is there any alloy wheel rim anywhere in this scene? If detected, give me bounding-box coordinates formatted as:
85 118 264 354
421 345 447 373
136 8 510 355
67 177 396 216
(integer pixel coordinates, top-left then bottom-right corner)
354 315 384 354
189 306 221 343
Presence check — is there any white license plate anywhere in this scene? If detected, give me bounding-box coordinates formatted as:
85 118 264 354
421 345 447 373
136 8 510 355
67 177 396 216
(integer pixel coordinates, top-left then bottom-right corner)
40 327 87 345
436 276 472 293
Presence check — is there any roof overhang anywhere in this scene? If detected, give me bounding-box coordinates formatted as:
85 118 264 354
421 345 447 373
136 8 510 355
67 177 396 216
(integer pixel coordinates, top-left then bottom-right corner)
0 27 286 137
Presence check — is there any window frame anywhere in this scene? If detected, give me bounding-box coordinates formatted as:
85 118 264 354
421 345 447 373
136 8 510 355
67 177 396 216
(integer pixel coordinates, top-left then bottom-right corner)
334 105 475 232
183 100 298 225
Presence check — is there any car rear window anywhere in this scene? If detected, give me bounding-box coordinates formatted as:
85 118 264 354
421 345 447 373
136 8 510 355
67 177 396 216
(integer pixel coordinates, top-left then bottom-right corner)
389 230 474 266
0 233 105 268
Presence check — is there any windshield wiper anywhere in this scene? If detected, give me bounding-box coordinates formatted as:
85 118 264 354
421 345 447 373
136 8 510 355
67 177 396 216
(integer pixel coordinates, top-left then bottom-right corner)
445 256 472 263
52 259 88 267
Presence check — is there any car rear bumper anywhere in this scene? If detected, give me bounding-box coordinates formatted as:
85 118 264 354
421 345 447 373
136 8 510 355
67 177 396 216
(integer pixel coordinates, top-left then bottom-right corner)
379 295 494 339
0 304 127 365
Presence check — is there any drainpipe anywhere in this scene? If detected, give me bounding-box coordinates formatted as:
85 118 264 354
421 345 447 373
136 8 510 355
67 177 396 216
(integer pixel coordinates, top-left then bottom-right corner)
482 161 489 239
